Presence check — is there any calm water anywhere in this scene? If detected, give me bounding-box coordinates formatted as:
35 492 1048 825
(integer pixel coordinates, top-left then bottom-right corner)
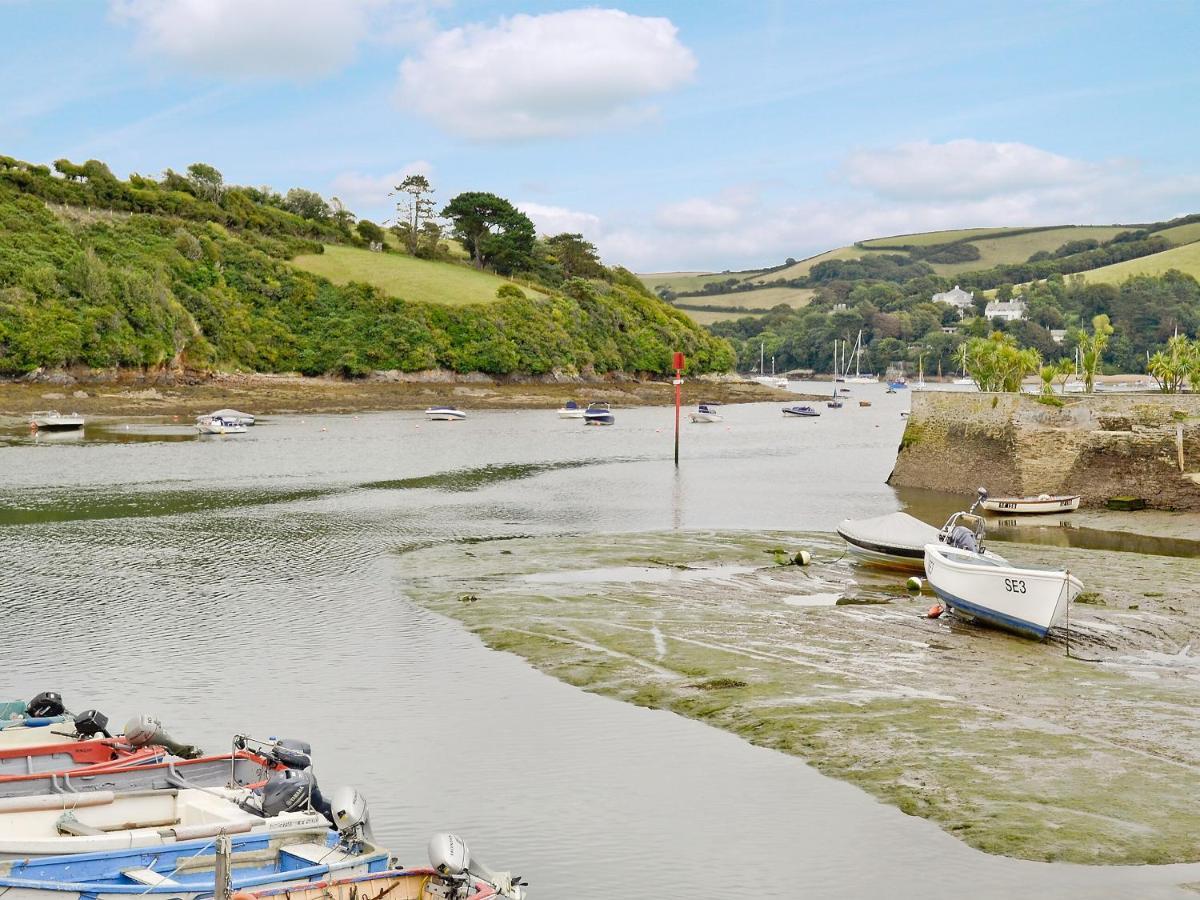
4 384 1198 898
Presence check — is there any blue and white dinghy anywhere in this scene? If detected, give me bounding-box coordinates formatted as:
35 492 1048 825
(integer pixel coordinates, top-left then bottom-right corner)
0 825 389 900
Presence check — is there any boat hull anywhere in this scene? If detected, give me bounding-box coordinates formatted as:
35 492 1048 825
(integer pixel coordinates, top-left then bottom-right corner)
0 752 279 799
981 496 1080 514
924 544 1084 640
782 407 819 417
0 740 166 781
424 409 466 421
689 413 722 423
244 869 497 900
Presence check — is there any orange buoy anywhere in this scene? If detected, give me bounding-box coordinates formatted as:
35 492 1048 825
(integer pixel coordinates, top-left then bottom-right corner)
926 604 944 619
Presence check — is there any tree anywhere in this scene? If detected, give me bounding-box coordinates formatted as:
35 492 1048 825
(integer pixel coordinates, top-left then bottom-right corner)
1076 313 1114 392
441 192 535 274
963 332 1041 392
186 163 224 203
356 219 385 246
393 175 435 255
329 197 356 236
542 232 604 280
283 188 331 221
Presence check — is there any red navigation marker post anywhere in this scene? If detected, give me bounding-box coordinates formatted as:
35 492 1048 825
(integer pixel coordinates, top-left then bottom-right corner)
672 351 685 467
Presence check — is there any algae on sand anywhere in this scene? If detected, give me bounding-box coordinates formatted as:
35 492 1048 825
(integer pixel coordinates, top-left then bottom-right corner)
396 529 1200 865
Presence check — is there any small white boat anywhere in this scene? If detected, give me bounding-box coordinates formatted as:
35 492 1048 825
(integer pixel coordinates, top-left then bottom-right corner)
557 400 585 419
781 405 819 417
208 409 255 426
953 377 975 386
981 494 1080 515
195 415 247 435
924 543 1084 640
29 412 83 432
755 376 789 389
424 407 466 421
689 404 722 423
838 506 1007 574
582 402 614 426
0 787 326 858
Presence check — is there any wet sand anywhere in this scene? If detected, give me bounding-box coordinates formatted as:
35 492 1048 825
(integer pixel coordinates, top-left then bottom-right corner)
0 374 799 420
398 529 1200 865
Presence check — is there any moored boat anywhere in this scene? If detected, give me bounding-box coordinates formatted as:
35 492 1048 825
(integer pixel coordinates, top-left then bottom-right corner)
424 407 466 421
195 415 247 435
689 403 722 423
981 494 1080 515
29 412 83 432
557 400 584 419
781 405 819 417
838 504 1007 573
0 739 167 781
208 409 255 426
887 380 907 390
582 402 614 426
0 825 389 900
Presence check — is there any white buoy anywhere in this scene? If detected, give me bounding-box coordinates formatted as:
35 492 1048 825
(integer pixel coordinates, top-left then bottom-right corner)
794 550 812 566
906 576 922 591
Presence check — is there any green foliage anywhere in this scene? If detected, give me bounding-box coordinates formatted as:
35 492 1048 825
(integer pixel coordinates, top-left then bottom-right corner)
963 332 1041 392
355 219 385 245
441 192 535 275
1147 333 1200 393
1076 313 1113 392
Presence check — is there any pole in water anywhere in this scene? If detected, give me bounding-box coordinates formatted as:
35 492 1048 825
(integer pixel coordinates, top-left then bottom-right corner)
672 351 685 467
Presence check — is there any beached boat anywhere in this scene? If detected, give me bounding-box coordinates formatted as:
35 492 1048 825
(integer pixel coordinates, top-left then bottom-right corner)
0 786 329 858
29 412 83 432
557 400 584 419
924 543 1084 640
195 415 247 435
838 508 1007 573
981 494 1080 515
0 739 168 781
208 409 255 426
0 826 389 900
782 405 819 417
424 407 466 421
0 749 283 800
689 404 722 423
582 402 614 426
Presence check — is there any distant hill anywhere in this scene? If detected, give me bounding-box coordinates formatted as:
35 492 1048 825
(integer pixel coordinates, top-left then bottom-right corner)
644 219 1200 323
0 154 734 378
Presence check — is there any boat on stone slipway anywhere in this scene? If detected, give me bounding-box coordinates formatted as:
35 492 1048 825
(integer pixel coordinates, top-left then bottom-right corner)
689 403 722 423
923 492 1084 641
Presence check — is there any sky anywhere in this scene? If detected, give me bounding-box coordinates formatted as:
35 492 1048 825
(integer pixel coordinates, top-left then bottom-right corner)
3 1 1199 272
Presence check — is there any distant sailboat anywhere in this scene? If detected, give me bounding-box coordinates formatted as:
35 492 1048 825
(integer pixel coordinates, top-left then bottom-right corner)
845 330 878 384
827 340 844 408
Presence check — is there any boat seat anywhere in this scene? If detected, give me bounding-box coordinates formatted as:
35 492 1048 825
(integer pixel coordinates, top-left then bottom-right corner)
56 813 104 836
280 841 336 865
122 868 182 887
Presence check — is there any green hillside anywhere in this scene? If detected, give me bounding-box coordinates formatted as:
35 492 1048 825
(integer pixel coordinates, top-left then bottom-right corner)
292 244 544 305
0 154 734 378
1077 241 1200 284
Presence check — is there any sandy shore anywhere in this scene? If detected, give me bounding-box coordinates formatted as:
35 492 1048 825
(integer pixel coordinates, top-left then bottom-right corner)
0 373 804 420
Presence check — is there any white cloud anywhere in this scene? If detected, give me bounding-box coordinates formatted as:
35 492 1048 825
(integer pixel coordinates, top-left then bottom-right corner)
655 197 744 232
517 201 603 237
397 9 696 140
329 161 433 212
109 0 435 79
843 139 1097 202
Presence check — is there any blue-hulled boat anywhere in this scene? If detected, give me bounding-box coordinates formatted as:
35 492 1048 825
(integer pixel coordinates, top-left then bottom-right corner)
0 827 389 900
887 380 908 390
582 402 614 426
781 405 820 417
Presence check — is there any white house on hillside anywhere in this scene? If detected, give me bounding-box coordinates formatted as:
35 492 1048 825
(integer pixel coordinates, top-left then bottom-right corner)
985 298 1026 322
931 284 975 313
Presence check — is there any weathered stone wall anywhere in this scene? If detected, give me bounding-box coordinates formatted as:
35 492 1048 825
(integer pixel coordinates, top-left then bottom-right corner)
889 392 1200 510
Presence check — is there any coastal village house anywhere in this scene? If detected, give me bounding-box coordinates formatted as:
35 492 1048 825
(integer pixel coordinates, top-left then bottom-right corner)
984 297 1027 322
931 284 975 316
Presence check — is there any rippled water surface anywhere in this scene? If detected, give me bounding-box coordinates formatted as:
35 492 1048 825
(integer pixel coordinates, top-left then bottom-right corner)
4 385 1198 898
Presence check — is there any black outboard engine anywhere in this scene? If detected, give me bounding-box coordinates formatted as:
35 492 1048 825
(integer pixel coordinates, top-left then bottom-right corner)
27 692 65 718
257 767 331 820
74 710 111 738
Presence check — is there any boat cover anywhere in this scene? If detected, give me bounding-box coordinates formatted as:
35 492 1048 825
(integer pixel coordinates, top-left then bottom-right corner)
836 512 938 554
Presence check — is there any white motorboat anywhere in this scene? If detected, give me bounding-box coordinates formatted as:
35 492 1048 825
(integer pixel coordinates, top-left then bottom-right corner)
424 407 466 421
208 409 255 426
29 411 83 432
689 404 722 423
557 400 585 419
0 787 327 858
582 402 614 426
952 377 975 386
924 543 1084 640
195 415 247 435
981 494 1080 515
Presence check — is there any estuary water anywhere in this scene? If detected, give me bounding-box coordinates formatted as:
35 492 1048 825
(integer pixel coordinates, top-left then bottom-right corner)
3 384 1199 898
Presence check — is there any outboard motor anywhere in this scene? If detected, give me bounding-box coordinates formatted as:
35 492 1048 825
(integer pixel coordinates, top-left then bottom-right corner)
27 692 65 718
74 709 111 738
429 832 527 900
328 786 373 850
124 715 202 758
256 767 334 820
947 524 978 553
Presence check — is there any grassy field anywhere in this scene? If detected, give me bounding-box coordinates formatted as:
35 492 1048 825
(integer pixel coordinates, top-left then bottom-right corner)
1076 241 1200 284
1156 221 1200 245
858 226 1028 248
641 270 761 294
929 226 1131 276
681 309 759 325
291 245 539 305
677 286 815 311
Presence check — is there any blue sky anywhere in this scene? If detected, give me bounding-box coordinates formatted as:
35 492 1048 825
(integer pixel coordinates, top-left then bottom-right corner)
3 1 1199 271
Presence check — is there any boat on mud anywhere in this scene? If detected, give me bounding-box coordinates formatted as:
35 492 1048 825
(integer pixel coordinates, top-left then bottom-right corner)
838 495 1008 573
782 405 819 417
424 407 466 421
29 412 84 432
980 493 1081 514
689 404 722 423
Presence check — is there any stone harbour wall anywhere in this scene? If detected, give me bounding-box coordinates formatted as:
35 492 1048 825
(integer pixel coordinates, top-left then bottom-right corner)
889 391 1200 510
